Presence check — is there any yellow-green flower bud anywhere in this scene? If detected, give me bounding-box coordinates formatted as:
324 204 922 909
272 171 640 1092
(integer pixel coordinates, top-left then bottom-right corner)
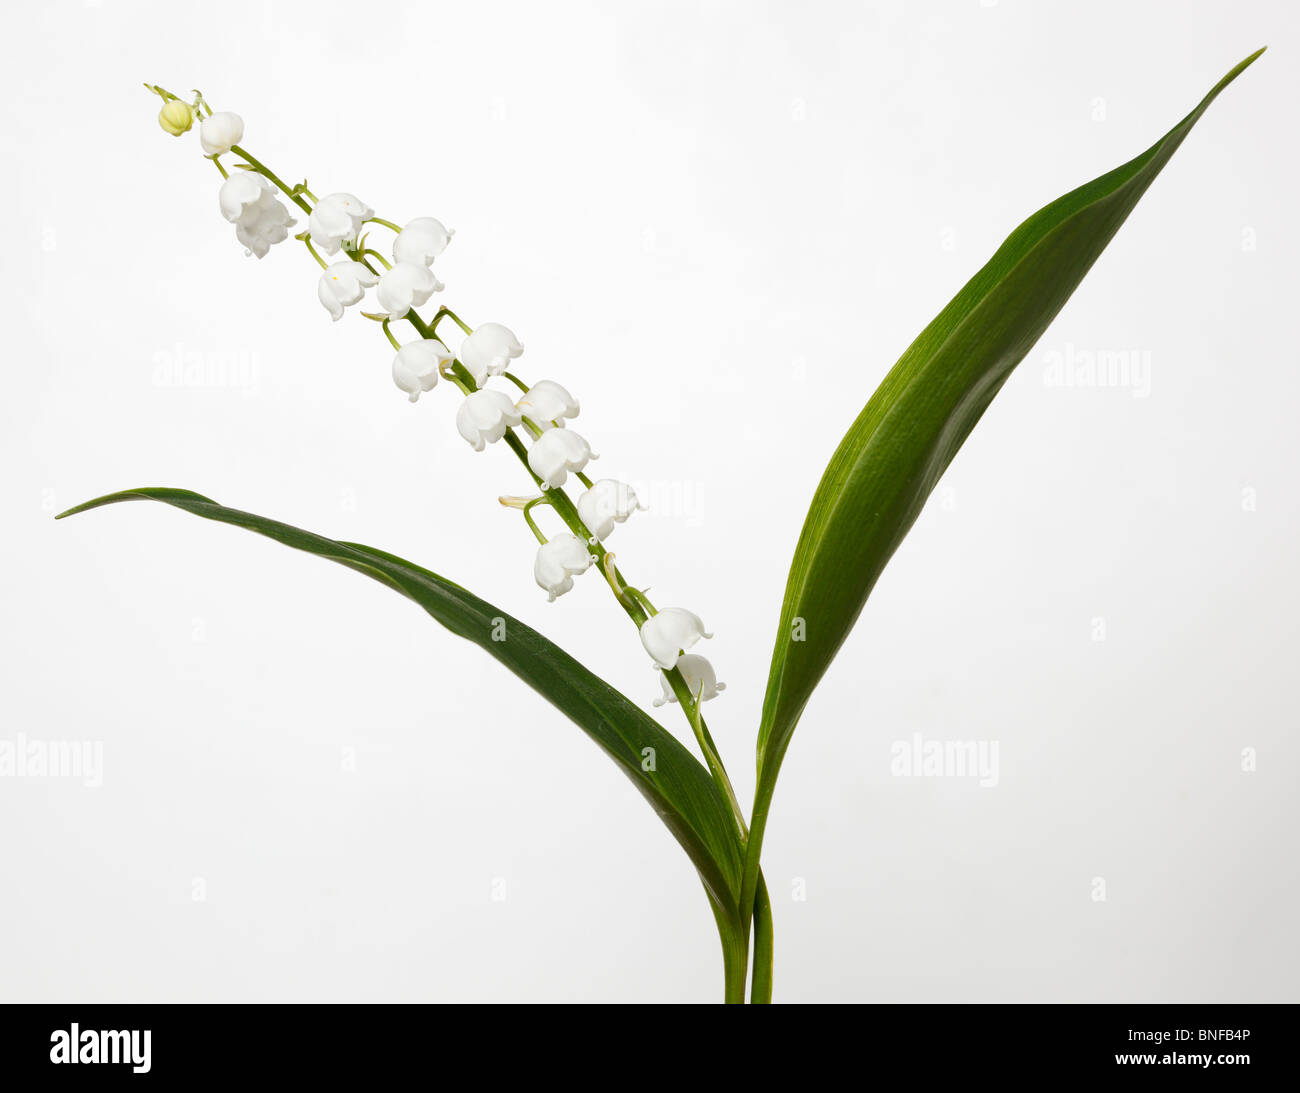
157 100 193 137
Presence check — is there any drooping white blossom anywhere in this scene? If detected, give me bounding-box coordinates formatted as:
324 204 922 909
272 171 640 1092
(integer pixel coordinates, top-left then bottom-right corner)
576 479 644 541
653 654 726 707
218 171 272 222
392 339 453 403
515 380 579 430
534 534 595 601
392 217 453 266
639 608 713 670
218 172 295 259
456 389 522 450
200 111 245 156
234 202 296 258
527 429 597 489
376 263 443 319
458 323 523 386
307 192 375 255
317 260 379 321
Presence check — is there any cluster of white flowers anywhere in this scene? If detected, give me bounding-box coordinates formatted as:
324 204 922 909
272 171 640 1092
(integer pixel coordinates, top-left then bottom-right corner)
158 92 723 709
173 106 450 320
189 111 298 260
313 205 447 322
443 324 723 703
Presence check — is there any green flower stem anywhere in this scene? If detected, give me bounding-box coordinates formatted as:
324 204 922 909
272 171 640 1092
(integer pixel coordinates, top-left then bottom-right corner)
432 307 473 337
367 216 402 233
229 145 312 216
521 498 549 544
361 248 392 269
619 584 656 617
502 371 530 394
181 131 759 1000
738 778 777 950
711 897 749 1005
302 238 328 270
381 319 401 351
685 684 748 838
749 872 774 1003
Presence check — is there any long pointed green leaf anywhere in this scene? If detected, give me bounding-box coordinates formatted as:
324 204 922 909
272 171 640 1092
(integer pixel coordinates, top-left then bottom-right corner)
755 51 1263 816
58 487 744 911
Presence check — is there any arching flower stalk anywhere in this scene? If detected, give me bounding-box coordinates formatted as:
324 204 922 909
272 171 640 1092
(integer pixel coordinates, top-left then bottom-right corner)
140 82 736 821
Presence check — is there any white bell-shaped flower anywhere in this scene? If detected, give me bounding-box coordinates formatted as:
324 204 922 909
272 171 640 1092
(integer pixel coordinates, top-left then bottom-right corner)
392 339 452 403
218 172 295 259
392 216 454 266
527 429 597 489
639 608 713 670
455 389 522 451
317 260 379 321
515 380 579 430
533 534 595 602
234 200 295 258
218 171 272 223
200 111 245 156
376 263 443 318
307 192 375 255
652 654 726 707
458 323 523 386
576 479 644 541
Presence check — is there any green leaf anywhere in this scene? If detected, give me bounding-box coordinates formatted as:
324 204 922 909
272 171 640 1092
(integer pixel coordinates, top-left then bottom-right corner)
753 51 1263 833
58 487 744 912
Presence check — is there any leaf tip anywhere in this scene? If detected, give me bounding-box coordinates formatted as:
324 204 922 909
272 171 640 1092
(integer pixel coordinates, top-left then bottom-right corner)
1227 46 1268 82
53 487 219 522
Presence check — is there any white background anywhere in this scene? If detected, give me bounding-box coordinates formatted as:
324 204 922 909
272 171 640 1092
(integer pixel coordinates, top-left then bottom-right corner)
2 0 1296 1003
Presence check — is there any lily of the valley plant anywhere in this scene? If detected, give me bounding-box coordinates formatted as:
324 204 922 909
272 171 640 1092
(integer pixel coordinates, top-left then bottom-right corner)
64 52 1263 1002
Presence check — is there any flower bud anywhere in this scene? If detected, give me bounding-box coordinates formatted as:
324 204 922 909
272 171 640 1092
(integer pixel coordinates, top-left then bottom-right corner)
158 100 193 137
